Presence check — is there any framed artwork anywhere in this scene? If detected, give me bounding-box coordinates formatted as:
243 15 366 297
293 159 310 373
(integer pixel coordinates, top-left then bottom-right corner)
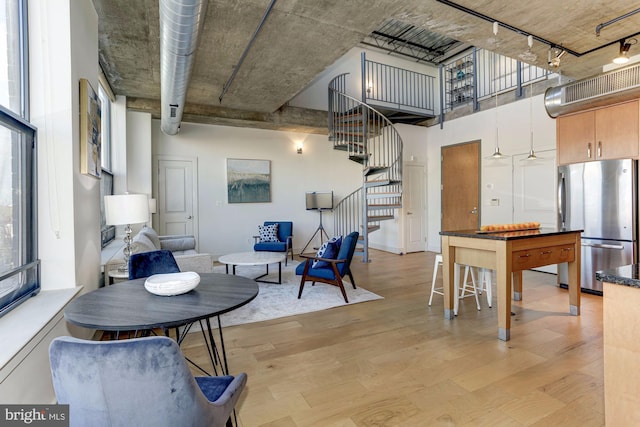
79 78 102 178
227 158 271 203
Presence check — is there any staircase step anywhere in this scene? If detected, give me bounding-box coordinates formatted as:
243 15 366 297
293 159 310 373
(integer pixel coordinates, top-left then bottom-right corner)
365 178 402 187
364 166 389 176
349 154 369 164
333 141 366 151
366 224 381 233
368 203 402 210
367 192 402 199
335 112 364 123
368 214 394 222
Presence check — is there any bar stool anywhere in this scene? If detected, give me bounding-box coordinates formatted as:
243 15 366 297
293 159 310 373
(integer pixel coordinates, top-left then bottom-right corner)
475 268 493 307
429 254 481 314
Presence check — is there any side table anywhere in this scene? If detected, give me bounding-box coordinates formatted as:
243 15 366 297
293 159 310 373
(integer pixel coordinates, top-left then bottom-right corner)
107 268 129 285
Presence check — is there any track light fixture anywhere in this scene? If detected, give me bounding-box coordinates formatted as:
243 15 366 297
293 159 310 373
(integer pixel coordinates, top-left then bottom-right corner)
547 48 566 68
613 38 637 64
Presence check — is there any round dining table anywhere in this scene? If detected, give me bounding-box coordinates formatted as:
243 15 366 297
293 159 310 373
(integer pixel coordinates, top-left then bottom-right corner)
64 273 258 375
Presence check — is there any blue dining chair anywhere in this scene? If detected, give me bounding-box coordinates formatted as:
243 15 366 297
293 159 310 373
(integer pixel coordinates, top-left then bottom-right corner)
49 335 247 427
128 249 180 280
296 231 359 303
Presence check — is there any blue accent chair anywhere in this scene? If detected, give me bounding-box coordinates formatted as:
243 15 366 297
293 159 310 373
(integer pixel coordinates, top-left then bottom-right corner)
128 249 180 280
253 221 294 265
49 335 247 427
296 231 359 303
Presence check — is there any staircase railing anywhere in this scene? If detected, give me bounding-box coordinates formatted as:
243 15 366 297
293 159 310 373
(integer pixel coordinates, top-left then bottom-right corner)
329 74 403 262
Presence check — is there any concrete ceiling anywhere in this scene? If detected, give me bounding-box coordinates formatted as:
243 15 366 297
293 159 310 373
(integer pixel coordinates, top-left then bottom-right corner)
92 0 640 133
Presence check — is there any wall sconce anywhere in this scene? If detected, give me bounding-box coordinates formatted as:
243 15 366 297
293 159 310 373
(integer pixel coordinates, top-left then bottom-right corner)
613 38 636 64
296 142 303 154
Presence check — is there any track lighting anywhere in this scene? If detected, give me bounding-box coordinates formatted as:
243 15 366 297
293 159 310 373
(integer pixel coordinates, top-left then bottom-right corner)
547 48 566 68
613 38 636 64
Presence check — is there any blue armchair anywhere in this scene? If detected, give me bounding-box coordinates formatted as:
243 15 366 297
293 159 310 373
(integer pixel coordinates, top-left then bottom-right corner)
296 231 359 303
49 335 247 427
253 221 294 265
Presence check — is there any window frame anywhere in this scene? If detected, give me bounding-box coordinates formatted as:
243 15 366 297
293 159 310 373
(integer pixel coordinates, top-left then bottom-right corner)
0 105 39 317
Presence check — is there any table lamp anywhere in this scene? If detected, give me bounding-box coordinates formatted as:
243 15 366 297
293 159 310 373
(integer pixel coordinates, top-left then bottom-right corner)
104 194 150 271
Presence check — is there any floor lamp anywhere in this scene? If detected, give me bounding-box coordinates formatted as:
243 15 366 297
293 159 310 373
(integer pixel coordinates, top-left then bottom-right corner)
105 194 150 272
300 209 331 254
301 191 334 254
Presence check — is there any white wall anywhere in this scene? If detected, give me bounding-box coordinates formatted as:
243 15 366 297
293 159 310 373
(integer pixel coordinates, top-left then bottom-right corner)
31 0 101 291
152 121 363 258
425 93 557 252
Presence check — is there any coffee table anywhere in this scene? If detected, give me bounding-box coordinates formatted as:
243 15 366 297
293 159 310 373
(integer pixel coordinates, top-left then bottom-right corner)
218 251 286 284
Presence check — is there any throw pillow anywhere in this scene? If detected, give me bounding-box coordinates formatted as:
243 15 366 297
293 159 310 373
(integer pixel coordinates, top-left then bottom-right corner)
130 232 155 254
258 223 279 243
139 226 161 249
312 235 342 268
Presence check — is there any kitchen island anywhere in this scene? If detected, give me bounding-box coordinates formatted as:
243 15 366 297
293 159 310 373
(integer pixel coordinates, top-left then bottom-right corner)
596 265 640 426
440 228 582 341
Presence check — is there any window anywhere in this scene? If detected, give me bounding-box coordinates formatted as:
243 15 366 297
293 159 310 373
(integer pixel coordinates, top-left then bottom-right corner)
0 108 38 317
0 0 38 317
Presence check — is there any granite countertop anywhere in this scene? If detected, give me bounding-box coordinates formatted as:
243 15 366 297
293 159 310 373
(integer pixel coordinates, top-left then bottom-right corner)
596 265 640 288
439 227 583 241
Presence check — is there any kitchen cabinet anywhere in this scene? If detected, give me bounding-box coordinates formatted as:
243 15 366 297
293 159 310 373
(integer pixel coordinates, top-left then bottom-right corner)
557 100 639 165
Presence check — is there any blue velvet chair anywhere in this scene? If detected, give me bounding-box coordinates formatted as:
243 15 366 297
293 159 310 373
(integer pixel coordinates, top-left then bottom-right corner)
128 249 180 280
296 231 359 303
49 335 247 427
253 221 294 265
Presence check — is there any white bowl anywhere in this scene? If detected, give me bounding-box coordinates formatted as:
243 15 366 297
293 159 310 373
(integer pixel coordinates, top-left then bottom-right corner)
144 271 200 296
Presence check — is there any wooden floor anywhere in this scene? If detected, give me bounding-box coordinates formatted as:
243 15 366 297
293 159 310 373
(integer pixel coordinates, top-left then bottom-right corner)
181 250 605 426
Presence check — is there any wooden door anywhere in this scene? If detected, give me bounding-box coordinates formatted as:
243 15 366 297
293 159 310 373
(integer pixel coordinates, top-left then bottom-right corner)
441 141 480 231
557 110 595 165
595 100 639 160
157 159 197 239
403 163 426 253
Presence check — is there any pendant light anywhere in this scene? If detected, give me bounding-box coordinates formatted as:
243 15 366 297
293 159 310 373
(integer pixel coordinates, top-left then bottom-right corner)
523 82 538 161
488 22 508 160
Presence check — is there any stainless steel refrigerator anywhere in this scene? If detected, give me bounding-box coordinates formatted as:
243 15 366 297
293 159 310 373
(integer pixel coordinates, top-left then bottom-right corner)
558 159 637 295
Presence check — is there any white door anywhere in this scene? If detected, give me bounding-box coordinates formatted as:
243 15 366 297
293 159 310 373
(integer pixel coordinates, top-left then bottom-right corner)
404 163 426 253
157 158 197 240
512 149 557 273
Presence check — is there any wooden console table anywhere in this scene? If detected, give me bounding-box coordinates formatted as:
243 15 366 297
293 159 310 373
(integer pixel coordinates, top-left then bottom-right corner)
440 228 582 341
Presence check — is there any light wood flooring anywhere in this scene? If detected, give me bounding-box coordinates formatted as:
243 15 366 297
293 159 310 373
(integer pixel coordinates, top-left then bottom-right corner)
181 250 605 426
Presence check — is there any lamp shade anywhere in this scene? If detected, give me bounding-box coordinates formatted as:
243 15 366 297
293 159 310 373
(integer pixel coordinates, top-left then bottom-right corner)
104 194 150 226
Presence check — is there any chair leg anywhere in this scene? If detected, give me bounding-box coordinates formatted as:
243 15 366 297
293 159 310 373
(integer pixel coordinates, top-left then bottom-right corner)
298 261 311 299
429 254 443 306
336 276 349 303
347 270 356 289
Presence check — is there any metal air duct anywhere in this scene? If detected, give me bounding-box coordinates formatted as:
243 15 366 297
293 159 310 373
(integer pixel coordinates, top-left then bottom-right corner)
159 0 208 135
545 62 640 118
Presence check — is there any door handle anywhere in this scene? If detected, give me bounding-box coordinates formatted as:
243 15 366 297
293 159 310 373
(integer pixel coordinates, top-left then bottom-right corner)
407 211 413 215
587 142 592 158
470 207 478 214
187 215 193 219
597 141 602 158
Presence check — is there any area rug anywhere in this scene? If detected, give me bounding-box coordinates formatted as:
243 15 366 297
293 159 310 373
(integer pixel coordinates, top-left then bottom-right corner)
213 261 383 327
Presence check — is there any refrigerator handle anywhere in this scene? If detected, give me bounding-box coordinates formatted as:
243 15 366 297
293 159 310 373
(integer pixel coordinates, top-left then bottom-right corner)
558 171 566 228
582 242 625 250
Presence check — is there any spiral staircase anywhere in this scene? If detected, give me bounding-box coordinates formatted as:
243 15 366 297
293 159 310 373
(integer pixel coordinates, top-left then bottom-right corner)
329 73 403 262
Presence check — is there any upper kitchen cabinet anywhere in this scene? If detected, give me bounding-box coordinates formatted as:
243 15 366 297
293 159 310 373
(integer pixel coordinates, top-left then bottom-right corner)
557 100 639 165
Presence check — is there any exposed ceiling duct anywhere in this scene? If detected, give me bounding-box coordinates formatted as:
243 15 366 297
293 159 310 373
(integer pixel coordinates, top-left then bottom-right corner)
545 62 640 118
159 0 208 135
